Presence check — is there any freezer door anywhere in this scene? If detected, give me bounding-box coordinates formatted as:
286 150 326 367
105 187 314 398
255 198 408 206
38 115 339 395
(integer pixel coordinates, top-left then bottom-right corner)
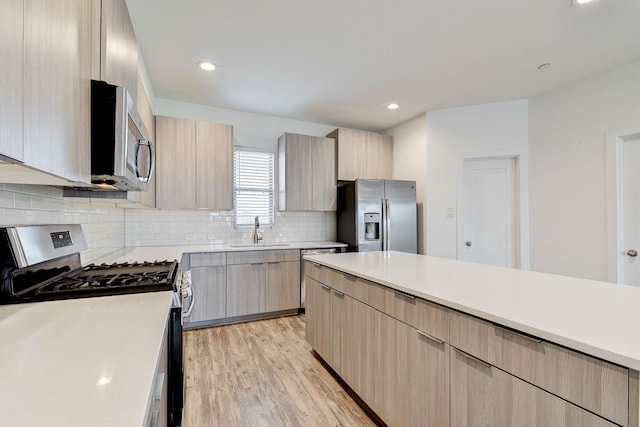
356 179 384 252
384 180 417 253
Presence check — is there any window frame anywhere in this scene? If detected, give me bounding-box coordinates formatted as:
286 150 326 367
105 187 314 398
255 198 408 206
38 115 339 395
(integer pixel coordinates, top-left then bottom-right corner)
233 146 275 230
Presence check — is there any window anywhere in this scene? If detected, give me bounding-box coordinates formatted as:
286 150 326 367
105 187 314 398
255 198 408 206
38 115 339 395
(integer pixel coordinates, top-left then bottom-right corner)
233 147 275 229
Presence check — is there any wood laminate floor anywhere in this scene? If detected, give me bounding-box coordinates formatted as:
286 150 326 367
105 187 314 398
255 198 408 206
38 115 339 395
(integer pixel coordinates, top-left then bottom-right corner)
183 315 378 427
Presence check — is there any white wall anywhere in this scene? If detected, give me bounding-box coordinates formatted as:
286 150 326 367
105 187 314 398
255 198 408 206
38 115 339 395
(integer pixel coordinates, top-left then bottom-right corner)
425 100 529 263
154 98 336 151
529 59 640 281
386 114 428 254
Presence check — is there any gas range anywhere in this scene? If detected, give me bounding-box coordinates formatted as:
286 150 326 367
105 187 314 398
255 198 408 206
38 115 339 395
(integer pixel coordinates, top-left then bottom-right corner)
0 225 177 303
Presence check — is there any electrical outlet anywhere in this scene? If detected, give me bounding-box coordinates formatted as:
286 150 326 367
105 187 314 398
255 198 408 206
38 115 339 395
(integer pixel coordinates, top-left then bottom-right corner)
446 207 455 218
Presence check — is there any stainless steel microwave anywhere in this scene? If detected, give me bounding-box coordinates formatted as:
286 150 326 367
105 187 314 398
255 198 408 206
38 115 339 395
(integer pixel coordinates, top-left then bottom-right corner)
90 80 154 191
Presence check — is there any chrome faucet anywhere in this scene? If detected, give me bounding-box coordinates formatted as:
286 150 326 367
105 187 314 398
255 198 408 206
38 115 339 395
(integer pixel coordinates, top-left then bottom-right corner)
253 216 263 244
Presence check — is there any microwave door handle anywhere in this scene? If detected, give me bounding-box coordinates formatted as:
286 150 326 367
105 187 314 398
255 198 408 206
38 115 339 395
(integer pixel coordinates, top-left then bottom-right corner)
135 140 154 182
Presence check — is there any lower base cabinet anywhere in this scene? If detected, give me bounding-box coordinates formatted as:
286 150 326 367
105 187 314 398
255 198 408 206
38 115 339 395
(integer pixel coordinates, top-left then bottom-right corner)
190 265 226 322
450 347 617 427
226 263 266 317
305 261 627 427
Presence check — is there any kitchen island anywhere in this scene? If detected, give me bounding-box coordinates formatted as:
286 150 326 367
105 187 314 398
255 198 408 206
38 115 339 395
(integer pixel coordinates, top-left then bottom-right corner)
0 291 173 426
304 251 640 427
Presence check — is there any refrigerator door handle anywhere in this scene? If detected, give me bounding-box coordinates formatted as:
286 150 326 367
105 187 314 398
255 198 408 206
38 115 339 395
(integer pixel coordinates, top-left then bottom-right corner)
385 198 391 251
381 198 387 251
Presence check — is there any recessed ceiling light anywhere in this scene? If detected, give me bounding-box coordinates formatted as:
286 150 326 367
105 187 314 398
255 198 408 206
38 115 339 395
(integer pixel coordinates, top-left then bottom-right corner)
572 0 593 4
537 63 551 70
198 61 216 71
387 103 399 110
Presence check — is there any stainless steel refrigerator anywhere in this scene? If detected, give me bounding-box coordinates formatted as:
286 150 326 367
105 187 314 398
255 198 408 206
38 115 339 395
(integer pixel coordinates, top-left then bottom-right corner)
337 179 417 253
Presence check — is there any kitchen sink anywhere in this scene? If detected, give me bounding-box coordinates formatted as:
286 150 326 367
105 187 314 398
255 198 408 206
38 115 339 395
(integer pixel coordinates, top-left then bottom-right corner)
228 243 291 248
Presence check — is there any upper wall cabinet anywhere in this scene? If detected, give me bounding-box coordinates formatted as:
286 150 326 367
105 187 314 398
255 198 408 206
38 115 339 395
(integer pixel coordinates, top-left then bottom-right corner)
93 0 138 100
278 133 336 211
156 116 233 210
327 128 393 181
22 0 92 183
0 0 24 162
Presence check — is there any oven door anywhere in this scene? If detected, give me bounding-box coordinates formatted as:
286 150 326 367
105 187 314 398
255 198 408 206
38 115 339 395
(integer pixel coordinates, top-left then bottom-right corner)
168 305 184 427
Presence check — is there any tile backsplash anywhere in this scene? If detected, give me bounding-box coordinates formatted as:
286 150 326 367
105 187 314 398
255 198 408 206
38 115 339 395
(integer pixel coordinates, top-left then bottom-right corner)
0 184 125 263
0 184 337 260
125 209 336 246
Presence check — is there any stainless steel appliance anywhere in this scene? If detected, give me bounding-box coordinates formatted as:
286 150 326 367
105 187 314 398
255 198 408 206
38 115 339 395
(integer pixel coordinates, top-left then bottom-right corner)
91 80 154 191
300 247 343 308
337 179 417 253
0 224 183 426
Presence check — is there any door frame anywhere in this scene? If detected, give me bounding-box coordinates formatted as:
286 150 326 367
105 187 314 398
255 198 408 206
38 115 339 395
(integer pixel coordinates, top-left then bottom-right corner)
605 125 640 283
456 149 530 269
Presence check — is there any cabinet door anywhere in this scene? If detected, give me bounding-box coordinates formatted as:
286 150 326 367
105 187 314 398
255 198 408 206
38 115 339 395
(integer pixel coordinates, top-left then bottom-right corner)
24 0 92 182
195 121 233 210
408 326 450 426
330 289 348 378
226 263 265 317
305 278 332 362
311 136 336 211
343 296 376 406
187 266 226 323
330 128 367 181
100 0 138 98
265 260 300 312
155 116 197 209
279 133 313 211
0 0 23 162
450 347 617 427
366 133 392 180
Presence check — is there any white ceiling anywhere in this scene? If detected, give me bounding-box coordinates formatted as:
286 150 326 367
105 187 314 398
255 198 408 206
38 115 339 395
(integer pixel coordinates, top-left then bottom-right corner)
126 0 640 132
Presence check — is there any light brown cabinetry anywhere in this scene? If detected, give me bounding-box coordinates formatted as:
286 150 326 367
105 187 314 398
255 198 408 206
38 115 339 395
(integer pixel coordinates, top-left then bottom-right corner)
327 128 392 181
23 0 92 183
450 347 616 427
306 261 632 427
143 320 169 427
155 116 233 210
0 0 23 162
265 260 300 312
278 133 336 211
187 253 226 323
226 263 265 317
96 0 138 98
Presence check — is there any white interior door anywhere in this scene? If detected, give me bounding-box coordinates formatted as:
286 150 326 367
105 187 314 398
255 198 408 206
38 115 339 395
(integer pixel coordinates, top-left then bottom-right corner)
622 136 640 285
459 157 517 267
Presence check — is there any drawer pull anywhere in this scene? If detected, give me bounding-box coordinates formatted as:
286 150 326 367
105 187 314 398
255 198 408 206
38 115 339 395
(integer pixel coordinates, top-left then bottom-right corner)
416 329 444 344
333 289 345 297
453 347 492 369
495 324 543 344
395 290 415 301
154 372 165 400
312 263 321 268
320 284 331 291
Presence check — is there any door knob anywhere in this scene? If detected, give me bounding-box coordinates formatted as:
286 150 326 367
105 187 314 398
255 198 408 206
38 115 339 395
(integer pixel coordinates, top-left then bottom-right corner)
627 249 638 257
465 241 472 247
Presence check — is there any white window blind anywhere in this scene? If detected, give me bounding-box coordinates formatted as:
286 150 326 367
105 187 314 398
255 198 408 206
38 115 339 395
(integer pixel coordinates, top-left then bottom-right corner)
233 147 275 229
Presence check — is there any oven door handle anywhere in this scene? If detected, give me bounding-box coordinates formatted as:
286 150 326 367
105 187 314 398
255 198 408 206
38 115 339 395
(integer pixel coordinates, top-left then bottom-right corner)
183 286 195 319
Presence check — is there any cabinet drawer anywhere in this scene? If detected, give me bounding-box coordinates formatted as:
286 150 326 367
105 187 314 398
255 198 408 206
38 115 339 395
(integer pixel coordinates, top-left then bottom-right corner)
227 249 299 265
491 323 629 426
323 267 355 295
305 260 324 284
450 310 630 425
448 310 494 363
189 252 226 267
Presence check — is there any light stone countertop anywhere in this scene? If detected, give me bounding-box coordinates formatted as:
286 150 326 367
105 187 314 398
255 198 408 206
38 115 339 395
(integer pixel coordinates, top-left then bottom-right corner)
304 251 640 371
0 291 173 426
91 241 347 265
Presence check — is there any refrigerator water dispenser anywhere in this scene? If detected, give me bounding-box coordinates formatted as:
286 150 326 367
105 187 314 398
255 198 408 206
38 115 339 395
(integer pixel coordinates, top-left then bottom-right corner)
364 213 380 240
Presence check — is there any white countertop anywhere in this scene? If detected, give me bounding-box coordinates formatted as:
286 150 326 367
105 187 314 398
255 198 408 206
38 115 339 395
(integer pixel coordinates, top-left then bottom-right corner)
304 251 640 371
92 241 346 264
0 291 173 426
